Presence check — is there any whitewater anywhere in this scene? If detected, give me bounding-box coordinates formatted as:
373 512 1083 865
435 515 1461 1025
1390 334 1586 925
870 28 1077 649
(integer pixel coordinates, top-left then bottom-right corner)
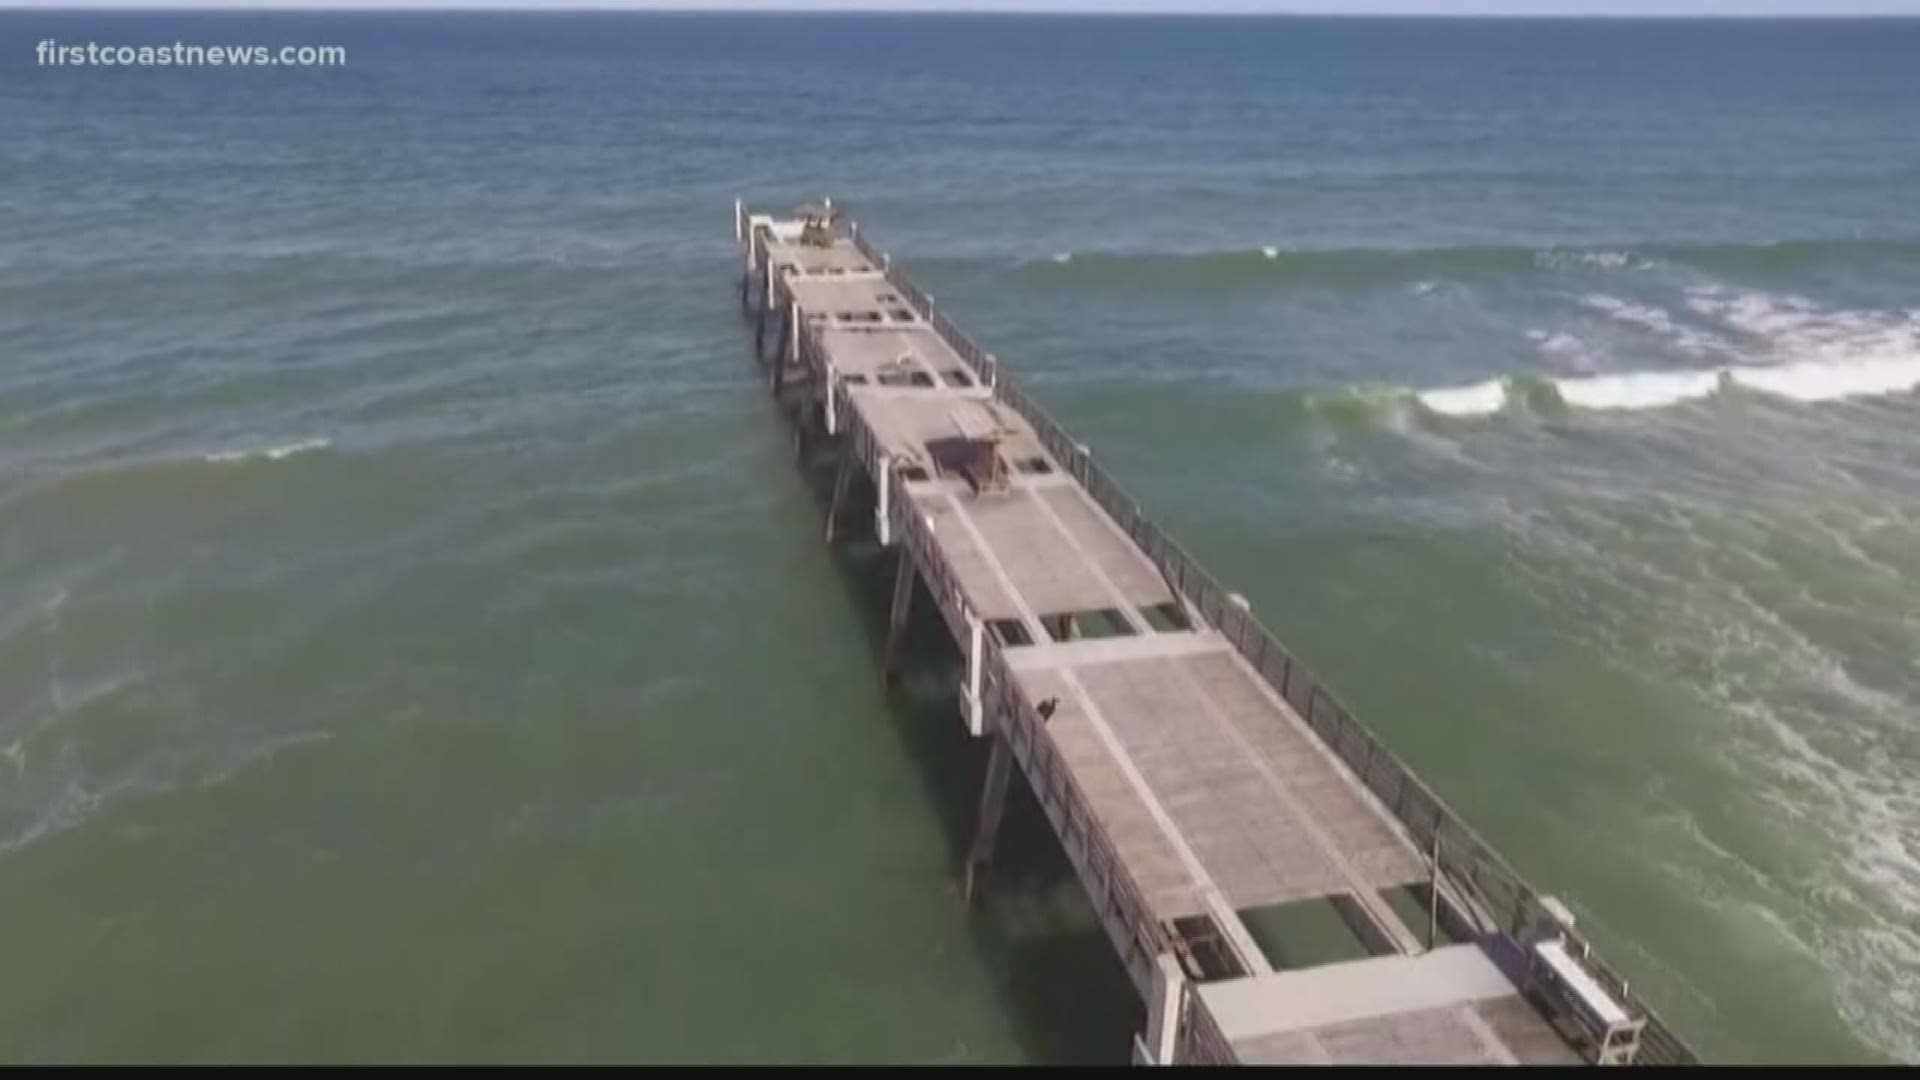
1416 289 1920 418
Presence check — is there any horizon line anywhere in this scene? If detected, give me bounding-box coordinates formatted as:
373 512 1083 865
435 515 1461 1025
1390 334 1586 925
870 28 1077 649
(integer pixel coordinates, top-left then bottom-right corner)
6 3 1920 17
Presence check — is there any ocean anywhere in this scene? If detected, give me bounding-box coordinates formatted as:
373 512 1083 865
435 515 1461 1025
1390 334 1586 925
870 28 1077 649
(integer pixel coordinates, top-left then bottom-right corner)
1 10 1916 1064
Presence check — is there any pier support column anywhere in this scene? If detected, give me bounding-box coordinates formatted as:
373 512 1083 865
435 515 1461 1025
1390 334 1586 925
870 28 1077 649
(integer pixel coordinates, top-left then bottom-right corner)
882 547 915 682
770 307 787 392
874 459 893 547
739 235 754 312
962 732 1014 903
1135 953 1185 1065
794 372 821 461
961 617 986 737
773 300 798 397
754 261 774 361
788 300 800 370
824 443 854 544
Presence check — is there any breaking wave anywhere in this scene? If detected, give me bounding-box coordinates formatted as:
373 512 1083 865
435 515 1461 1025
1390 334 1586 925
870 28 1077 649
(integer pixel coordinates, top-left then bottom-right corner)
1417 288 1920 419
1412 357 1920 419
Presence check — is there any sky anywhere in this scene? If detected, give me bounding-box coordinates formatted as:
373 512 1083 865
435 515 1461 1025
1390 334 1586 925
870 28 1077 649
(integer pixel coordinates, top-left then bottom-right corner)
6 0 1920 14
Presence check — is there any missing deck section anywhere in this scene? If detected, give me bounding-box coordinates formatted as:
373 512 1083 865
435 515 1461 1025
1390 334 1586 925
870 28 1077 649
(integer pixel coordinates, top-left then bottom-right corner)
1170 913 1249 984
1140 600 1192 633
987 618 1033 648
877 367 935 388
1238 895 1398 973
1380 882 1475 949
1034 608 1139 644
1080 609 1139 641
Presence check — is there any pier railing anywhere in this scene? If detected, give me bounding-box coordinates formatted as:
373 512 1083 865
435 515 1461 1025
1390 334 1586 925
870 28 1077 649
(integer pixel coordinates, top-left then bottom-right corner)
853 224 1698 1066
888 469 979 650
857 230 1001 385
978 629 1175 1000
1175 986 1238 1066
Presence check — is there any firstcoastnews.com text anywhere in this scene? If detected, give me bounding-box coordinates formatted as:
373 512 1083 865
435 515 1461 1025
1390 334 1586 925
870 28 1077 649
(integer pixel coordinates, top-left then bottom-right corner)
36 40 347 68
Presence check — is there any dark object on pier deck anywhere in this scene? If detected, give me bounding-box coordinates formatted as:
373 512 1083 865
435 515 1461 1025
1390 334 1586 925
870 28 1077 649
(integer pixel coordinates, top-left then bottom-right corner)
795 200 840 248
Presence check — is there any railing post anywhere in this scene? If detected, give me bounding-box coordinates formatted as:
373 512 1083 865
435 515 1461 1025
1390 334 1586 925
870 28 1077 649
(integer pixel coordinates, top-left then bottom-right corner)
776 299 798 393
755 257 774 356
874 456 893 547
964 616 986 737
740 231 756 308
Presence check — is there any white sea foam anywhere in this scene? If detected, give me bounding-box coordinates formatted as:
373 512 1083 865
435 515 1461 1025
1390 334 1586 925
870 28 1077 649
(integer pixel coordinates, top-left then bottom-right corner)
1687 285 1920 360
1486 442 1920 1062
1416 379 1508 417
1418 292 1920 420
1582 294 1685 339
1554 369 1726 411
1726 356 1920 402
203 439 331 464
1261 246 1280 260
1581 294 1730 358
0 729 335 857
1416 355 1920 420
1530 329 1603 371
1687 285 1828 340
1050 252 1073 264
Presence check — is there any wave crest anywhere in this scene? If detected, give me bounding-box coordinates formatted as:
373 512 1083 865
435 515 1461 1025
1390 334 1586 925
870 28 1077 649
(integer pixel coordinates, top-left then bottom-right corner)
1413 356 1920 420
202 439 331 464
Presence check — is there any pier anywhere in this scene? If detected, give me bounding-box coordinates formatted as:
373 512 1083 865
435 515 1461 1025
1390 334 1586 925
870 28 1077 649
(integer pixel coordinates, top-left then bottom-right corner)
731 199 1697 1066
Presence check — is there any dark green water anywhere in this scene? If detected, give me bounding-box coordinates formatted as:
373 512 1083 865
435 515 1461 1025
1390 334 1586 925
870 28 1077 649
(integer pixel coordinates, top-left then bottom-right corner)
2 11 1917 1064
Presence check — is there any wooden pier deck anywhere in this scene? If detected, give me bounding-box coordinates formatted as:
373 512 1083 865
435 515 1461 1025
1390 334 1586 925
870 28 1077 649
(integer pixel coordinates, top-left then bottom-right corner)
731 201 1698 1067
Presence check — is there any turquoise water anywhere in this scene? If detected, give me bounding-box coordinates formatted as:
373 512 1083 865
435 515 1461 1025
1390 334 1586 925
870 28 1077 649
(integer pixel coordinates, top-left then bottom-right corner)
2 12 1917 1064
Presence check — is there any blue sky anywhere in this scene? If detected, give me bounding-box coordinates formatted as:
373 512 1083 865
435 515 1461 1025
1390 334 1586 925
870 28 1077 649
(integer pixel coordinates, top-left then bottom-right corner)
7 0 1920 14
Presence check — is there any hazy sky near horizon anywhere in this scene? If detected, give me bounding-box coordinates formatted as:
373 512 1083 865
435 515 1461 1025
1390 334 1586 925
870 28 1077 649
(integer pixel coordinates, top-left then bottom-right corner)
7 0 1920 15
